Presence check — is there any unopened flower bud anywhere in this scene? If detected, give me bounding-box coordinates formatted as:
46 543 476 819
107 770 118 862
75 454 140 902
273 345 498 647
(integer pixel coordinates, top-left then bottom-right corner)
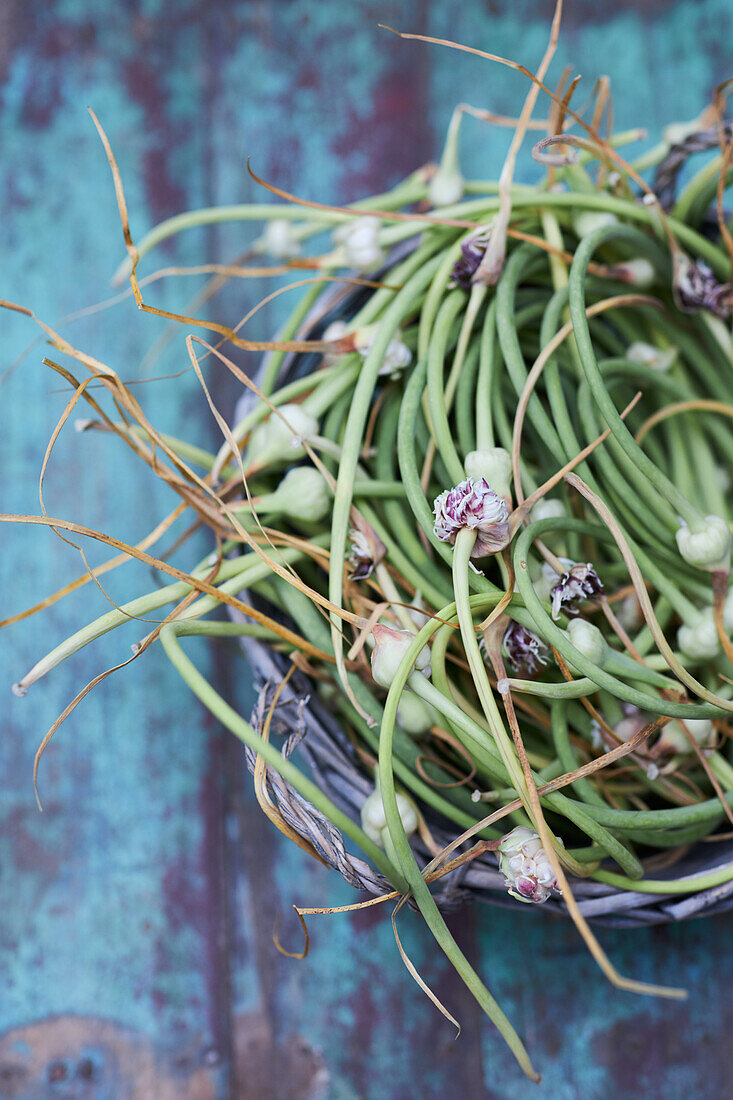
573 210 617 238
246 404 319 468
530 498 567 550
498 826 558 904
370 624 431 688
361 784 418 847
612 258 656 288
433 477 509 557
464 448 512 502
428 166 464 207
676 515 731 572
270 467 330 522
566 618 608 667
333 216 384 271
354 325 412 377
531 498 566 523
616 592 643 632
626 341 677 372
397 691 438 736
262 218 301 259
657 717 716 754
677 610 719 660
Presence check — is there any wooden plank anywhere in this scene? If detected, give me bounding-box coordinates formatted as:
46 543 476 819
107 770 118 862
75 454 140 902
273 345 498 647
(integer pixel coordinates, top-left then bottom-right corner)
1 1 732 1097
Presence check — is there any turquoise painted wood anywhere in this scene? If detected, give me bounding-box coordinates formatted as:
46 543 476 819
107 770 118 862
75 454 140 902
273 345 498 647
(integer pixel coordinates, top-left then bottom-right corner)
1 2 732 1096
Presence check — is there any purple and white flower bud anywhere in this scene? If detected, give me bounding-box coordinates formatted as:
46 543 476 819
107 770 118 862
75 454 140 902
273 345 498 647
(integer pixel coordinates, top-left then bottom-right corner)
361 784 418 847
626 341 677 372
333 216 385 271
498 826 558 904
370 624 431 688
673 253 732 319
502 621 550 674
532 556 573 603
450 231 490 291
550 562 604 620
433 477 509 557
676 515 731 572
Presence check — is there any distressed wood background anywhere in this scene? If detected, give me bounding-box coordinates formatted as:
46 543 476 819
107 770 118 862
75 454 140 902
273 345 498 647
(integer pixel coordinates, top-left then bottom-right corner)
1 2 732 1097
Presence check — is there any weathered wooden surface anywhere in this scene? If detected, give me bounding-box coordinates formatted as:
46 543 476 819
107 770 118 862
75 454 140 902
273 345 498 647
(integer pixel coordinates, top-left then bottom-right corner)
1 2 732 1097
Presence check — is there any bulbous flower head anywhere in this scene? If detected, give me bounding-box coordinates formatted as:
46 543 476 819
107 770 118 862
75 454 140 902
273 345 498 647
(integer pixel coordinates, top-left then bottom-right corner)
502 621 550 675
450 232 490 290
550 562 603 620
498 826 558 904
360 786 418 847
370 624 431 688
673 253 732 319
675 515 731 573
433 477 509 558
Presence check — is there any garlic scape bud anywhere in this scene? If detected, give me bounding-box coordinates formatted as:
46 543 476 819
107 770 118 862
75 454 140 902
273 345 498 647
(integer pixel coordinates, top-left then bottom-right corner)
464 448 512 504
626 341 677 372
433 477 509 557
611 257 656 288
677 609 720 661
332 216 385 271
428 105 465 208
262 218 301 259
675 515 731 573
565 618 608 668
245 404 319 469
498 826 558 904
657 717 716 755
361 782 418 848
397 691 439 736
353 324 412 378
370 624 431 689
260 466 331 523
572 210 617 238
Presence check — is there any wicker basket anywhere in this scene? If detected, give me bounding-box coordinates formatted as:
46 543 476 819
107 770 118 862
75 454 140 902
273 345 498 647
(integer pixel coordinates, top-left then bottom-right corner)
231 268 733 928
